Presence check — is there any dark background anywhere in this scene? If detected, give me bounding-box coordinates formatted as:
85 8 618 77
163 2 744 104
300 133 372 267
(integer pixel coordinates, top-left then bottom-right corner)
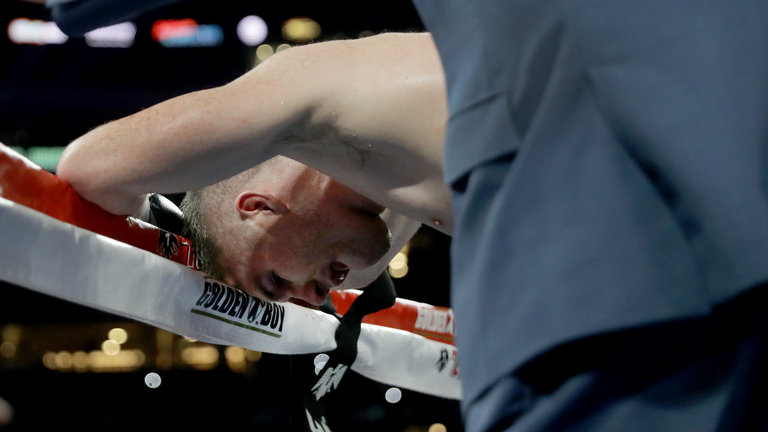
0 1 458 430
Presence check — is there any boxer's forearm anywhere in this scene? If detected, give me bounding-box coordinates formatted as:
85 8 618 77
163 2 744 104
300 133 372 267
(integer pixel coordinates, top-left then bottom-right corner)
57 59 318 215
57 89 231 215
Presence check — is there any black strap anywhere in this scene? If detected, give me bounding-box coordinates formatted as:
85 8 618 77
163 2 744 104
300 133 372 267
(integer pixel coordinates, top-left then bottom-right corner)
147 193 185 236
302 272 396 431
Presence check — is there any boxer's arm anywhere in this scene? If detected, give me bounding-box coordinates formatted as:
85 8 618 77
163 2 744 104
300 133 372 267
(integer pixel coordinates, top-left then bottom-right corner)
56 63 318 216
57 32 446 218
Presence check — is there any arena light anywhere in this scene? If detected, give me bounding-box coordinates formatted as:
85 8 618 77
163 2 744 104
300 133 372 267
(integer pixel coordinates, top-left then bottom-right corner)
0 342 15 359
389 249 410 278
144 372 162 388
84 22 136 48
428 423 448 432
245 349 262 362
107 328 128 344
0 327 18 360
155 329 174 370
225 346 247 372
152 18 197 41
7 18 68 45
54 351 72 369
281 17 321 43
181 345 219 369
237 15 268 46
1 325 20 347
35 350 144 372
72 351 89 372
89 349 145 372
152 18 223 48
389 263 409 278
385 387 402 403
389 252 407 270
42 352 56 369
101 339 121 355
225 346 245 362
255 43 274 64
25 146 65 172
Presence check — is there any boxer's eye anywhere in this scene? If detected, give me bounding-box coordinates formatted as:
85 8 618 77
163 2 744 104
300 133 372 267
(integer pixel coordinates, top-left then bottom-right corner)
329 267 349 285
271 271 287 288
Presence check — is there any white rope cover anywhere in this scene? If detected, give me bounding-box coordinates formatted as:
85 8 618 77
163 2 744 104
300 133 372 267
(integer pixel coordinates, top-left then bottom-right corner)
0 197 462 399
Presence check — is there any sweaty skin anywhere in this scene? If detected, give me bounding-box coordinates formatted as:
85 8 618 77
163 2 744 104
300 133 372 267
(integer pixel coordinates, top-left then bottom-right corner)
57 32 451 292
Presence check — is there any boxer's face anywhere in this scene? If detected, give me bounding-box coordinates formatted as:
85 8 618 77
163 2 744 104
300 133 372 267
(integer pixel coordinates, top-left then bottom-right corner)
219 165 391 306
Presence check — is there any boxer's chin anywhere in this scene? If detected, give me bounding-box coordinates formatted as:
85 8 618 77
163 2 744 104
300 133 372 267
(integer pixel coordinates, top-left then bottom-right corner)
347 215 392 269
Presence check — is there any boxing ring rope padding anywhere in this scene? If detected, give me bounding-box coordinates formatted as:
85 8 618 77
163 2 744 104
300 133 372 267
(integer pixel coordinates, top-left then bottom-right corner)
0 145 461 399
0 196 461 398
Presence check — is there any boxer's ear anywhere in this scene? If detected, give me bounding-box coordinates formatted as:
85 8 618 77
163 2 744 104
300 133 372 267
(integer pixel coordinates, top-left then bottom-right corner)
235 192 289 216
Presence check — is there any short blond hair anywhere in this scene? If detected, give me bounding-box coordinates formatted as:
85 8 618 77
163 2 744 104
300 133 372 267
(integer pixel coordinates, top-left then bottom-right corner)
180 188 221 277
180 164 269 278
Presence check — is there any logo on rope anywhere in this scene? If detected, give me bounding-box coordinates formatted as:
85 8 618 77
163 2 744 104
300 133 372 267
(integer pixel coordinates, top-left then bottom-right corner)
191 279 285 338
156 231 202 270
305 409 332 432
311 364 348 400
414 306 455 342
157 231 180 259
436 348 460 378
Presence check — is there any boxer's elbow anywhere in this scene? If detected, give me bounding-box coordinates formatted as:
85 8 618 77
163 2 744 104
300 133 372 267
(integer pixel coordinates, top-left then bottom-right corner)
57 142 139 215
57 141 93 192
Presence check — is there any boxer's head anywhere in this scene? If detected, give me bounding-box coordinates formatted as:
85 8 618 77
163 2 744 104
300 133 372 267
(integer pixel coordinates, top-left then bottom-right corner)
181 156 391 306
